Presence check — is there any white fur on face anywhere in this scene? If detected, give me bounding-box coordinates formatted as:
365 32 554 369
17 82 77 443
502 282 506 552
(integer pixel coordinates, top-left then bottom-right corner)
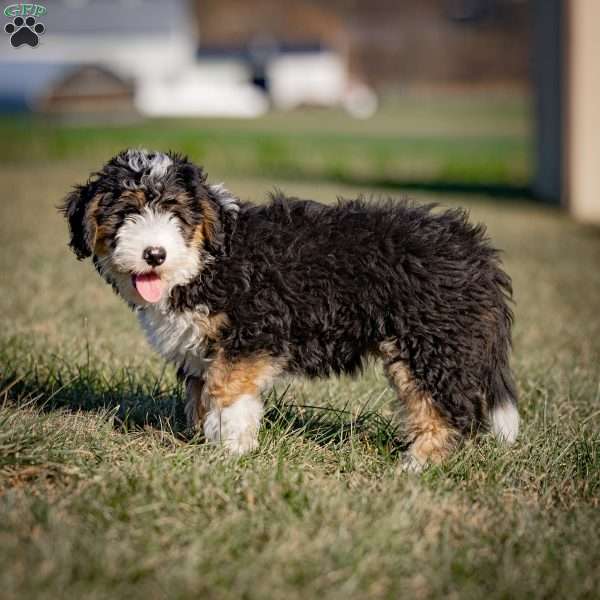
106 207 200 305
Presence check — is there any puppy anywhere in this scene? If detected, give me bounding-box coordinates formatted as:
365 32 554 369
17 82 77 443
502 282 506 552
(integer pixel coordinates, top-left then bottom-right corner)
62 148 519 468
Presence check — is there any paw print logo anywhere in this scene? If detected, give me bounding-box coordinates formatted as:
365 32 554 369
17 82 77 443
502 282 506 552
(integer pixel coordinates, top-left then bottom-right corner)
4 16 45 48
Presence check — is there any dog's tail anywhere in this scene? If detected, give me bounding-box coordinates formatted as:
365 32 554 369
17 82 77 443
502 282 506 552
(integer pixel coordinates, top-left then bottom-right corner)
488 362 519 444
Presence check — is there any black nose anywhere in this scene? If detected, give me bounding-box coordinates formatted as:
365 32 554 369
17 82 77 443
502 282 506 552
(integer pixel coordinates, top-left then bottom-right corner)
143 246 166 267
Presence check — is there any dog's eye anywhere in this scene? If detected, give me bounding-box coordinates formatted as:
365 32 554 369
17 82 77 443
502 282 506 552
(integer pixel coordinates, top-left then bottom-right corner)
103 204 141 225
116 191 146 209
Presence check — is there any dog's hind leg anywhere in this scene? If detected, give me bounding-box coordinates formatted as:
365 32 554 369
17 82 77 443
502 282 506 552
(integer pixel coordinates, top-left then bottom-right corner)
201 350 285 455
379 341 460 471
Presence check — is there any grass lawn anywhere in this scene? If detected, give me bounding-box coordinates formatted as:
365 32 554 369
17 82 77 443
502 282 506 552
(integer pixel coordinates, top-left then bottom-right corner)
1 94 600 599
0 92 531 190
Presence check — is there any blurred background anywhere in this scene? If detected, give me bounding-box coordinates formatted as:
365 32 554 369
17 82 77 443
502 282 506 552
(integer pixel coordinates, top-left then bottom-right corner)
0 0 597 223
0 0 597 362
2 6 600 598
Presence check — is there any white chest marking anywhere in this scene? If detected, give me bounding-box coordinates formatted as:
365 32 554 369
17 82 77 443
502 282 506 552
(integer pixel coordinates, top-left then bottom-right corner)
137 304 212 376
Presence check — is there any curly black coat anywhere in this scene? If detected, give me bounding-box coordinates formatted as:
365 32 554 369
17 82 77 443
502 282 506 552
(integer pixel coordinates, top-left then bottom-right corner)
62 150 517 449
170 192 516 435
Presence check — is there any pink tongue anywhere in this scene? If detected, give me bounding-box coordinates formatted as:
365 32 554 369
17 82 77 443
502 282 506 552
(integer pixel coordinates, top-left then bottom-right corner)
133 273 165 303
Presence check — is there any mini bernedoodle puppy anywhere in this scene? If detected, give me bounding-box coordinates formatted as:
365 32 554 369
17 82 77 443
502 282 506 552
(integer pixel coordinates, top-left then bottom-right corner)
62 148 519 469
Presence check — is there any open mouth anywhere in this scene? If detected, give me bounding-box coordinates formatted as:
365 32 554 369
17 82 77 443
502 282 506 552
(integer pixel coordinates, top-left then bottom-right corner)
132 272 165 304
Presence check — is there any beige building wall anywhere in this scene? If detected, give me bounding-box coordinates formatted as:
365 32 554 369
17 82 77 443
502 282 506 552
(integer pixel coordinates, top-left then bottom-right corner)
567 1 600 223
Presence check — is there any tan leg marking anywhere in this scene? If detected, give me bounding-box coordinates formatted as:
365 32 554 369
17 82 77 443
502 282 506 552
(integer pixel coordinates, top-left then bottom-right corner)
204 350 285 409
380 340 459 469
201 350 286 454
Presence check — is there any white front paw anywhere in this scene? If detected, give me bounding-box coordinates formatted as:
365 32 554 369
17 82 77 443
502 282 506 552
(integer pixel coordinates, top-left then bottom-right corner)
222 431 260 455
203 395 263 455
400 452 425 474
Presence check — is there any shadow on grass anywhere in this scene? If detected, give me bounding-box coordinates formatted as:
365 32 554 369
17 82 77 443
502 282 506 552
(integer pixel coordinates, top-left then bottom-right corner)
1 360 186 432
263 386 406 458
1 357 405 458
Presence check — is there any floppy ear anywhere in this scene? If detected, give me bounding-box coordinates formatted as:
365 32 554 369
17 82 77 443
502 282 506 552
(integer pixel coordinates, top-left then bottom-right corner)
60 182 98 260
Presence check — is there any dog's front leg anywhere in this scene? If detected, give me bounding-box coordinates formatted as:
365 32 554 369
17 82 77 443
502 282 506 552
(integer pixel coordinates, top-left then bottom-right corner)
184 375 207 431
201 349 283 455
